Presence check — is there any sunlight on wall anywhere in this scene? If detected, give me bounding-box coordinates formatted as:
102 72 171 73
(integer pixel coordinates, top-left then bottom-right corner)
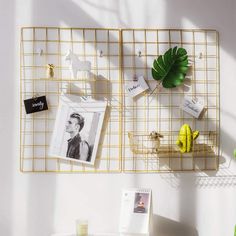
181 18 200 29
70 0 118 27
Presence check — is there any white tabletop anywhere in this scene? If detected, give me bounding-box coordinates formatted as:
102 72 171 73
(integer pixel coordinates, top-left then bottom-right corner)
51 233 119 236
51 233 149 236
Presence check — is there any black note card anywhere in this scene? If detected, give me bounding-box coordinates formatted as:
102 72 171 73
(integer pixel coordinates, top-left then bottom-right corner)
24 96 48 114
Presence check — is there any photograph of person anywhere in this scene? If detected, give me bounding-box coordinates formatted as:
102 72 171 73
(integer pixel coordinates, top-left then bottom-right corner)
65 112 89 161
49 94 107 165
133 192 150 214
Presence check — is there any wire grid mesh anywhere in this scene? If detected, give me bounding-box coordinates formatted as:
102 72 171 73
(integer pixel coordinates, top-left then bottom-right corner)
20 27 220 173
20 27 122 172
122 29 219 172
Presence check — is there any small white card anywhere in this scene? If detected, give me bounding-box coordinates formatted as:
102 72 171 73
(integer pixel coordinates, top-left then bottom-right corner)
181 96 205 118
119 188 152 235
125 76 149 98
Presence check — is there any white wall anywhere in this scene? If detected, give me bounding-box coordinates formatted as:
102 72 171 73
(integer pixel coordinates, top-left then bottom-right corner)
0 0 236 235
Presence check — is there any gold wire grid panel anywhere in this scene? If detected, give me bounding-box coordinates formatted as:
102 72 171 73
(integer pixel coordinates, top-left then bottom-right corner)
122 29 219 172
20 27 122 172
20 27 219 173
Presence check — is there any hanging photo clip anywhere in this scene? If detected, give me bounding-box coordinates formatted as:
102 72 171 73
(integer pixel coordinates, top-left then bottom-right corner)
24 95 48 114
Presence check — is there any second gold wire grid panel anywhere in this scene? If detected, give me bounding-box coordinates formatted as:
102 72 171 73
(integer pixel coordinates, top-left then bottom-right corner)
20 27 219 173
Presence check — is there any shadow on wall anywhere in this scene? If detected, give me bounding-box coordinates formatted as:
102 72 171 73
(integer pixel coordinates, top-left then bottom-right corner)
32 0 127 27
218 112 236 164
153 214 199 236
165 0 236 56
160 169 236 189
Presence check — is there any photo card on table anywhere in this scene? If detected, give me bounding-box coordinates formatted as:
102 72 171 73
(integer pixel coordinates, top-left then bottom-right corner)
119 188 152 235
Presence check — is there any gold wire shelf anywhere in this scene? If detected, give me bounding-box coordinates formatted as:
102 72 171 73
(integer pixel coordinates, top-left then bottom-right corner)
128 131 217 157
20 27 220 173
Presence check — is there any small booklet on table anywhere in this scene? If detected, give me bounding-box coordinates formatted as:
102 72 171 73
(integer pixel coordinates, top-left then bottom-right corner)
119 188 152 235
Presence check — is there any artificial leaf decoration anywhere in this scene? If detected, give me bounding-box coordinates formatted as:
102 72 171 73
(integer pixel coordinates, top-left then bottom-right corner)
152 46 189 88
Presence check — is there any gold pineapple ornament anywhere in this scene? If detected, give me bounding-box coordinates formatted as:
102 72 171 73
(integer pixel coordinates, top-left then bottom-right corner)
46 64 55 78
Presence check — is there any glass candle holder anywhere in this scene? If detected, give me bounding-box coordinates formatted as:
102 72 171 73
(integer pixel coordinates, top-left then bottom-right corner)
76 219 88 236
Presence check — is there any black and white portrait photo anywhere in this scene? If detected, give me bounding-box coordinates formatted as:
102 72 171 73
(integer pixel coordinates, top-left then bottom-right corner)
49 94 107 165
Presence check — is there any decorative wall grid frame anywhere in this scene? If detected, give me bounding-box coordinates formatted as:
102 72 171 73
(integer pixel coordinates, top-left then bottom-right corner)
20 27 220 173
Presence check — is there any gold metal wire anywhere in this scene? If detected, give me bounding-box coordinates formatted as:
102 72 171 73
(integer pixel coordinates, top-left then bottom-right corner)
20 27 122 173
20 27 220 173
122 29 219 172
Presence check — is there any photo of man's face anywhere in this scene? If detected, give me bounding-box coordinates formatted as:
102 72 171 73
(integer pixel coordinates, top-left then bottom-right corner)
65 117 80 134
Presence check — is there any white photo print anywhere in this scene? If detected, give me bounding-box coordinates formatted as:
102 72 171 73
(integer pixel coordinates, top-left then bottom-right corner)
49 94 107 165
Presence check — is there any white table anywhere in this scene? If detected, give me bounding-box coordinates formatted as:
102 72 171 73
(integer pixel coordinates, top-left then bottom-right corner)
51 233 119 236
51 233 149 236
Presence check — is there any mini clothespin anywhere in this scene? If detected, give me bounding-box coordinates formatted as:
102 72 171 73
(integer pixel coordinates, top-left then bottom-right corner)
198 52 203 59
99 50 103 57
32 93 40 101
36 48 43 56
138 50 142 57
133 75 138 82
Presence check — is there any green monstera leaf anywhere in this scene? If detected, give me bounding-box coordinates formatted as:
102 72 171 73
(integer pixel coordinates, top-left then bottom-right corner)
152 46 189 88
